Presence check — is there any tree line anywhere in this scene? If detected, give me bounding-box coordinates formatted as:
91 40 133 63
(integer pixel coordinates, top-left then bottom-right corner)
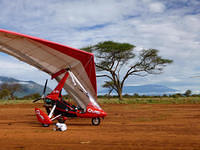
0 83 21 99
98 89 195 99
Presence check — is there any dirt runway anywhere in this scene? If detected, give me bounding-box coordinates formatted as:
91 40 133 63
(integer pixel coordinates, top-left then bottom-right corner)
0 103 200 150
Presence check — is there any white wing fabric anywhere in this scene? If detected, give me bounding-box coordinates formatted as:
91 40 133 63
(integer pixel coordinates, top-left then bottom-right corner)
0 29 98 109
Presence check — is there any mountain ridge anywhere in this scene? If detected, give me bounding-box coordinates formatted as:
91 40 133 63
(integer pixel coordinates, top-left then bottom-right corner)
0 76 178 97
98 84 178 95
0 76 52 97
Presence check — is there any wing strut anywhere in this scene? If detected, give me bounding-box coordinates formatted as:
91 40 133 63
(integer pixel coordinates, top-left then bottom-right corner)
68 71 88 95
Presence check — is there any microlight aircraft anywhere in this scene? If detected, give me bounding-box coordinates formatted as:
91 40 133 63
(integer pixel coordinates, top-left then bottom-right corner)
0 29 107 126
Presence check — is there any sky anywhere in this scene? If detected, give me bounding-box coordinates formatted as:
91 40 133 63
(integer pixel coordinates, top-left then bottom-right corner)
0 0 200 94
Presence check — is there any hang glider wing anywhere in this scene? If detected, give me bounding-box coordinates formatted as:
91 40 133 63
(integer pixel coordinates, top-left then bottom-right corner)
0 29 99 110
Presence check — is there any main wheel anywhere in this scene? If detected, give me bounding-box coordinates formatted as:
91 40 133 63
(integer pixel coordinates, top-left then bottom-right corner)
91 117 101 126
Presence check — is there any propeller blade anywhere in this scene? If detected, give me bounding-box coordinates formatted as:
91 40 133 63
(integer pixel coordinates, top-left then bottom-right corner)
33 79 48 103
43 79 48 95
33 97 41 103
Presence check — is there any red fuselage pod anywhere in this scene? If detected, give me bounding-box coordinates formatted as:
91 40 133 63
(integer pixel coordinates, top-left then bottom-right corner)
77 105 107 118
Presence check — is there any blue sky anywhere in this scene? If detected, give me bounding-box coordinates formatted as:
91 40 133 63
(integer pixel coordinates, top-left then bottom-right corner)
0 0 200 93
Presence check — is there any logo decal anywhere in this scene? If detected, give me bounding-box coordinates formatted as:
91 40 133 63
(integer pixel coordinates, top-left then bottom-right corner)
87 108 100 114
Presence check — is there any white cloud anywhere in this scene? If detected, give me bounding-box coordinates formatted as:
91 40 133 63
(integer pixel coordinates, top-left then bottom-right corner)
149 2 166 13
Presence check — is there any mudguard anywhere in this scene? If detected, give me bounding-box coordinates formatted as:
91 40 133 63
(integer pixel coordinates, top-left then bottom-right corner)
35 108 52 125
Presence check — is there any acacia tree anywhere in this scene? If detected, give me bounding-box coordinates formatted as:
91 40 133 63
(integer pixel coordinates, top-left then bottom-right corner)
184 90 192 97
82 41 173 100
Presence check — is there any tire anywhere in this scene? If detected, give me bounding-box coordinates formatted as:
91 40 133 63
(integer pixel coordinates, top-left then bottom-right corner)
91 117 101 126
42 124 49 127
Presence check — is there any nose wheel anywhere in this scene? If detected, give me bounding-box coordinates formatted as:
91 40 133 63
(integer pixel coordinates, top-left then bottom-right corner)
91 117 101 126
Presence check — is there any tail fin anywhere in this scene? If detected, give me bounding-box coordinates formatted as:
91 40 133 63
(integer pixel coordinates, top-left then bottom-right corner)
35 108 52 125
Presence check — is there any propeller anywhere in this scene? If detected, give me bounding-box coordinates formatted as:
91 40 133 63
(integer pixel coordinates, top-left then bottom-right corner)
33 79 48 103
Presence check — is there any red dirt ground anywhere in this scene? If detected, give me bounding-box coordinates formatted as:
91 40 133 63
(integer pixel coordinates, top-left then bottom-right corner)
0 103 200 150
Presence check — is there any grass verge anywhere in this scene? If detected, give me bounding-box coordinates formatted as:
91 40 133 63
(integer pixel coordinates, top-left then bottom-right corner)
97 97 200 104
0 99 34 105
0 97 200 105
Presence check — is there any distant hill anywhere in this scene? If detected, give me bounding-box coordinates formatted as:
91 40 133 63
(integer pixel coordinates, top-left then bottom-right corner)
0 76 178 97
0 76 52 98
98 84 178 95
